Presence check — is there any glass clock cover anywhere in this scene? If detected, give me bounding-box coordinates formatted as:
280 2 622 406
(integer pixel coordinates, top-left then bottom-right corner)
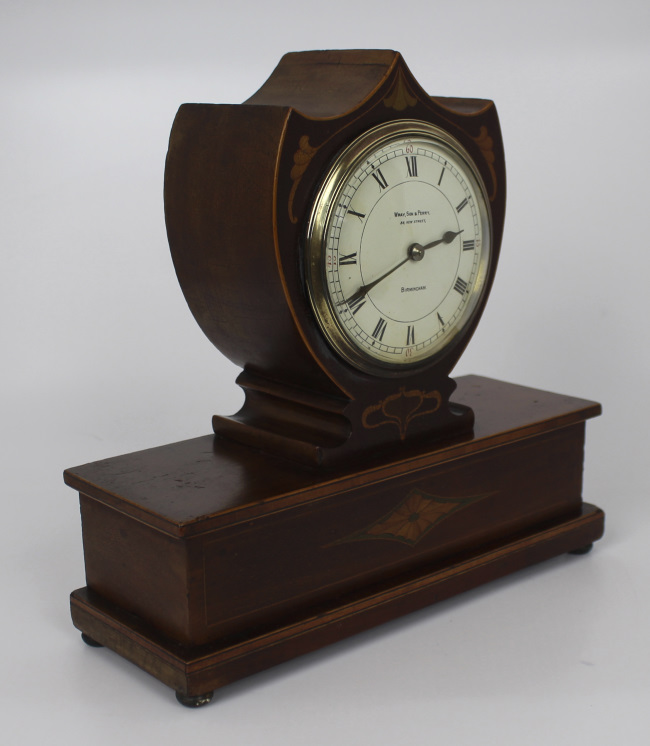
306 120 492 374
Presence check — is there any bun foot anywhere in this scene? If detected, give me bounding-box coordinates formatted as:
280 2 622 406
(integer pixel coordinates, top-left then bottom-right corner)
81 632 104 647
175 690 214 708
569 543 594 556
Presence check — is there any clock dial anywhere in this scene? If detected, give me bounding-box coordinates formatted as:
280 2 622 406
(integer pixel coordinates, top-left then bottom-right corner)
306 120 491 373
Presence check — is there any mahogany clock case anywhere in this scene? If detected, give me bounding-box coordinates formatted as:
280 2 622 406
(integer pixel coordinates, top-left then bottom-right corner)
164 50 506 466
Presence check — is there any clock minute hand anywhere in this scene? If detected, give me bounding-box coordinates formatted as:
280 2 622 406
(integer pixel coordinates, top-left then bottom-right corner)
339 229 464 308
341 255 411 307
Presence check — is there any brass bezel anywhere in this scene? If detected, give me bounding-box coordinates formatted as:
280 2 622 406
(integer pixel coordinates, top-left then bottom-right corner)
305 120 492 376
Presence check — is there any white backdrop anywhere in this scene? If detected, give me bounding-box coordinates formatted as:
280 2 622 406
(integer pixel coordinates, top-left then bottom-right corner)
2 1 649 743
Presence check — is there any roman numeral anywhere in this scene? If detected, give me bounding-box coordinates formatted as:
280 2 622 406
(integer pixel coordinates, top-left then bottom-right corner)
371 168 388 190
438 167 445 186
456 197 469 213
437 312 445 327
463 239 476 251
347 208 365 221
405 156 418 178
348 295 366 315
406 325 415 345
339 252 357 265
372 317 387 342
454 277 469 295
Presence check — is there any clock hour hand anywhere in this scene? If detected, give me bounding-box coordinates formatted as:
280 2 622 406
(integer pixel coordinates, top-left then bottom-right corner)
414 229 463 253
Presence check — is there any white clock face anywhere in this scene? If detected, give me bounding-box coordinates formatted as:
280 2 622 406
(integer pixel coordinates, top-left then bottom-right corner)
306 120 491 373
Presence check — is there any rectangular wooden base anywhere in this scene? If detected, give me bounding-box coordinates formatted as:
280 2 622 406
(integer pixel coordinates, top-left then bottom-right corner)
70 503 602 700
65 376 604 703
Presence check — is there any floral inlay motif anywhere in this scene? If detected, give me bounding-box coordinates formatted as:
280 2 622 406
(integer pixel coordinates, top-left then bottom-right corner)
288 135 319 224
383 69 417 112
472 125 498 200
362 387 441 440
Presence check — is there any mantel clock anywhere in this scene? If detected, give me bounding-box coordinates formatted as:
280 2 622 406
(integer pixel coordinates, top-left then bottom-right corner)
64 50 604 707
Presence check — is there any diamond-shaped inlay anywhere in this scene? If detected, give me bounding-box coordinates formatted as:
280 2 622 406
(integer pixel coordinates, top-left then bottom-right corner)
333 488 492 548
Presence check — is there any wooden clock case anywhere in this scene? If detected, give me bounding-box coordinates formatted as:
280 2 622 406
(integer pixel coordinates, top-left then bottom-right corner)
65 51 604 707
164 49 506 466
